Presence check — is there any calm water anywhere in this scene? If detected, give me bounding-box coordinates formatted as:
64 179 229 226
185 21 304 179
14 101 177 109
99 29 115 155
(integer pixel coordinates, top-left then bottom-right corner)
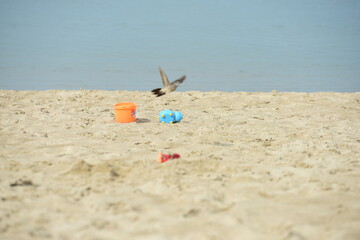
1 0 359 92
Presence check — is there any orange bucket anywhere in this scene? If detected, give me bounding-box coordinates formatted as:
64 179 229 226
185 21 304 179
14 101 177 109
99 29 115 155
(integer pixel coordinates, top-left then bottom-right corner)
113 102 137 123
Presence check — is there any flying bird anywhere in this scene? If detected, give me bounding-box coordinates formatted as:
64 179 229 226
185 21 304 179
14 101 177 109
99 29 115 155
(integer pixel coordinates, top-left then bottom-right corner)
151 67 186 97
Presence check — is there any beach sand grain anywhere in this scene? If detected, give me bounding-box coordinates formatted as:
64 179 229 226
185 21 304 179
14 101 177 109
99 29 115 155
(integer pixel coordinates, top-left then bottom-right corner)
0 90 359 240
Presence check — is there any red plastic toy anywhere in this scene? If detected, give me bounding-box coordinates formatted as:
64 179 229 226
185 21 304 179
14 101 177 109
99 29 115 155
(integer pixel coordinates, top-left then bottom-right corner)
158 152 181 163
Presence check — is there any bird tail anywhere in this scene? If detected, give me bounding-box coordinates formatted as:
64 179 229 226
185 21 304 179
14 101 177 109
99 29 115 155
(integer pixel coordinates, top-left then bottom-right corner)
151 88 166 97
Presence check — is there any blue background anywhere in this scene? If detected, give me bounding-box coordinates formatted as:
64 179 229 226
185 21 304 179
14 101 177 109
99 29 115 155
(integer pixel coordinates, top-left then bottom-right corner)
1 0 359 92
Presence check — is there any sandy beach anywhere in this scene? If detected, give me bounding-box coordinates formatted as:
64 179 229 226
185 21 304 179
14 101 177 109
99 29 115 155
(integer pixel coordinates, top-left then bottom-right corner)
0 90 359 240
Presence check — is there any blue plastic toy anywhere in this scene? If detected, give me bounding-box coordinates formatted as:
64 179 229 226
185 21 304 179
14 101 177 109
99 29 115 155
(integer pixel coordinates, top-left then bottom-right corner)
159 110 183 123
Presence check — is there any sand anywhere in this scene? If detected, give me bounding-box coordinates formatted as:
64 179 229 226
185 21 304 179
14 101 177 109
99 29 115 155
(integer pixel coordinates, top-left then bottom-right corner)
0 90 359 240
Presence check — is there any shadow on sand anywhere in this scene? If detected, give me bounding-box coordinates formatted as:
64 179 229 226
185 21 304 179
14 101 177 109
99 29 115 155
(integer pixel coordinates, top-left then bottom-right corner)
136 118 151 123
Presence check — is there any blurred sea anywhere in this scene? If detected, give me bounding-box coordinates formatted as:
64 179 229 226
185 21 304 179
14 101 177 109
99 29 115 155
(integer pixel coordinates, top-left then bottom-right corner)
0 0 359 92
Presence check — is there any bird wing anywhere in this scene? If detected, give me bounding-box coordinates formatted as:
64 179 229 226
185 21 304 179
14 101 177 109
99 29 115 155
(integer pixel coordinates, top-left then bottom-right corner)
171 75 186 87
159 67 170 87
